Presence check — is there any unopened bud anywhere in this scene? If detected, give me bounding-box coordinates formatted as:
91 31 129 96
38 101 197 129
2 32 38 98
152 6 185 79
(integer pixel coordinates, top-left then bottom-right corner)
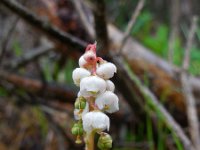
97 133 112 150
71 123 83 135
74 97 86 109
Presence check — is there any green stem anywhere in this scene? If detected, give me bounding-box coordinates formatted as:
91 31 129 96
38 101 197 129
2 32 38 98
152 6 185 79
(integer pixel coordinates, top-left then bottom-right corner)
85 131 95 150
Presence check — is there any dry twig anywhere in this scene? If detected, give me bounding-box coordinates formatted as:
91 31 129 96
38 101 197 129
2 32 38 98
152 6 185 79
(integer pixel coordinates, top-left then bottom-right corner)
119 0 145 53
71 0 94 39
181 16 200 150
0 0 87 51
168 0 180 63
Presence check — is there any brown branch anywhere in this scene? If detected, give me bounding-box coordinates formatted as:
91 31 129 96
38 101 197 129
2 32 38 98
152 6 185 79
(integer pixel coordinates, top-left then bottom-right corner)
91 0 109 55
0 0 87 51
119 0 145 53
0 70 77 102
181 16 200 150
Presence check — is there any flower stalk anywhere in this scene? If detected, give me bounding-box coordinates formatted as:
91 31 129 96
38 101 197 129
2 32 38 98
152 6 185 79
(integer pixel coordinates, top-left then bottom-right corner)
71 42 119 150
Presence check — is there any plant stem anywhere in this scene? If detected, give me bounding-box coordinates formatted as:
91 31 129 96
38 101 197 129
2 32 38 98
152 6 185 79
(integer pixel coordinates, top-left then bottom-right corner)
85 131 95 150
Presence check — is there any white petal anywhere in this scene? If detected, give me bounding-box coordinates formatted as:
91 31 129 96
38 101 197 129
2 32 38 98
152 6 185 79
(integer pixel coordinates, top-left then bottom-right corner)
74 102 89 120
79 55 87 68
72 68 91 86
95 91 119 113
80 76 106 97
82 111 110 133
106 80 115 92
96 62 117 79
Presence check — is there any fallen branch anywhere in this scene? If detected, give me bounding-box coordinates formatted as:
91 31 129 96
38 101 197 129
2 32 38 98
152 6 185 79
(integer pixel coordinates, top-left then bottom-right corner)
0 70 77 102
181 16 200 150
111 55 194 150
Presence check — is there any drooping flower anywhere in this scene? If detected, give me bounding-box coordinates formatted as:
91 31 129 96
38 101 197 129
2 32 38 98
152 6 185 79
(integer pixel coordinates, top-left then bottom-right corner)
95 91 119 113
106 80 115 92
80 76 106 97
72 68 91 86
96 62 117 79
74 102 89 120
82 111 110 133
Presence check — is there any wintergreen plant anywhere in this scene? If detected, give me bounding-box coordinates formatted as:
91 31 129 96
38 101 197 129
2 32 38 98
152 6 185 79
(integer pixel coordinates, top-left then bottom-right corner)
71 42 119 150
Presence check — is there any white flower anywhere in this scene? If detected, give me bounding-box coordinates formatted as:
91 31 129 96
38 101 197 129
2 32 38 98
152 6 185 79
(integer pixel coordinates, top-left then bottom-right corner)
72 68 91 86
79 55 87 68
74 102 89 120
80 76 106 97
95 91 119 113
82 111 110 133
106 80 115 92
96 62 117 79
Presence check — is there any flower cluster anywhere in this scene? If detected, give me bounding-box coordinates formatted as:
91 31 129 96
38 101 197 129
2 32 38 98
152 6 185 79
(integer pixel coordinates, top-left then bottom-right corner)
71 43 119 150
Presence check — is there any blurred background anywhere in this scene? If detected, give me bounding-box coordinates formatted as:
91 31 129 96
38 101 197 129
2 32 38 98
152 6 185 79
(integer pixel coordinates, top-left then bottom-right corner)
0 0 200 150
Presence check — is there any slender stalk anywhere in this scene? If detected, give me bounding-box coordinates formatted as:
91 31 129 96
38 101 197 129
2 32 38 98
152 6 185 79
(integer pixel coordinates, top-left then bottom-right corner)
85 131 95 150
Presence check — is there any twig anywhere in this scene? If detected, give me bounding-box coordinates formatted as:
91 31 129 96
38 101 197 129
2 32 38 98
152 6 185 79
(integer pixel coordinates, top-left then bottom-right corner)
111 54 194 150
7 45 55 69
181 16 200 150
71 0 94 39
0 17 19 65
0 70 77 102
118 0 145 53
91 0 109 55
0 0 87 51
168 0 180 63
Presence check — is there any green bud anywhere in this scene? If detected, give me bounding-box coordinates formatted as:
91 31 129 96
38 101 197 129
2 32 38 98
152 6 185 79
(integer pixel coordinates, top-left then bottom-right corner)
71 123 83 135
74 97 86 109
97 133 112 150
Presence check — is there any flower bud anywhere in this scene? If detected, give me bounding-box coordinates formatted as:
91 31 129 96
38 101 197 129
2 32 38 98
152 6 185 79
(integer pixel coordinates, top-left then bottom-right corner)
71 123 84 135
96 62 117 79
82 111 110 133
72 68 91 86
80 76 106 98
97 133 112 150
106 80 115 92
74 102 89 120
83 51 96 63
74 97 87 109
95 91 119 113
